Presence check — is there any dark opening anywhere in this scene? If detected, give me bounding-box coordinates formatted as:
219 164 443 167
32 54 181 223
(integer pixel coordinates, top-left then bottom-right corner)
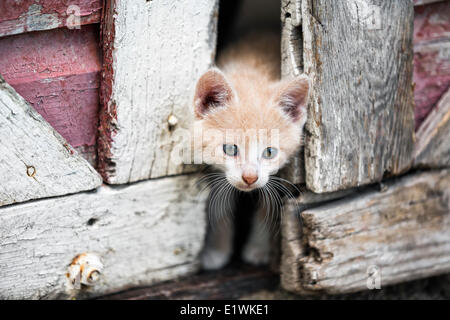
217 0 281 53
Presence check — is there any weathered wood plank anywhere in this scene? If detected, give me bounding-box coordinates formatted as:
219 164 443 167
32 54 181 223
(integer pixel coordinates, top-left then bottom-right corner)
280 0 305 184
0 75 102 206
0 174 207 299
413 2 450 128
0 25 101 166
281 169 450 295
0 0 102 38
103 266 450 300
282 0 448 182
301 0 415 193
414 88 450 168
281 0 303 80
99 0 218 183
98 265 278 300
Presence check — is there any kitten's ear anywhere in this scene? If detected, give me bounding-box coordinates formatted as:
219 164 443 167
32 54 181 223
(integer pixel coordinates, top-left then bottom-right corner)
275 75 310 124
194 68 235 119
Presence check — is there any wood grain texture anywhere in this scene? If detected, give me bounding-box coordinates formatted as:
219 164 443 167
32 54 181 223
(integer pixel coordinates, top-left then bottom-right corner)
0 174 207 299
0 25 102 166
414 88 450 168
99 0 218 184
280 0 305 184
0 75 101 206
281 0 303 79
281 169 450 294
301 0 415 193
0 0 102 38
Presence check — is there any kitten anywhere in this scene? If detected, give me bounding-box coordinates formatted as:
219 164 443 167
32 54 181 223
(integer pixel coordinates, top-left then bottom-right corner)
193 34 309 270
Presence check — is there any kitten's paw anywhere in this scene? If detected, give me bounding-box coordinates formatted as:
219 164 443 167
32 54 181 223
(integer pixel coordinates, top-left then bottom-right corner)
201 248 231 270
242 242 270 266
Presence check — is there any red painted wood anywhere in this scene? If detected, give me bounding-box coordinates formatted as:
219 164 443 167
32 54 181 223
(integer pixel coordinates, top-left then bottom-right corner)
0 0 102 38
413 2 450 129
97 0 116 177
414 2 450 44
0 25 101 165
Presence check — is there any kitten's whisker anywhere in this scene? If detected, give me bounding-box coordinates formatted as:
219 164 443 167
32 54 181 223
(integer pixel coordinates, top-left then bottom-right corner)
270 180 296 200
225 184 236 223
261 187 273 233
262 185 279 234
217 182 234 226
269 176 301 195
266 181 284 236
208 178 233 228
209 181 225 216
196 175 226 195
207 178 229 229
270 179 302 221
265 182 282 234
195 173 225 187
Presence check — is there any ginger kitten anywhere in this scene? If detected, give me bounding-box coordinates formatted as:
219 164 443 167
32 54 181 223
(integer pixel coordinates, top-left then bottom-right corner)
193 34 309 269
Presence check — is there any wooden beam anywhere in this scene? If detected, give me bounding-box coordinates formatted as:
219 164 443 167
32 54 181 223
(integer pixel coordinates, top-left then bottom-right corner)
98 265 278 300
281 169 450 295
0 0 102 38
280 0 304 184
98 0 218 184
0 174 207 299
289 0 415 193
0 25 101 166
0 75 101 206
282 1 449 183
414 88 450 168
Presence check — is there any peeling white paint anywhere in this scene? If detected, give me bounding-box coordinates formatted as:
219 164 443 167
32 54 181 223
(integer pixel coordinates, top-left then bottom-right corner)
102 0 219 183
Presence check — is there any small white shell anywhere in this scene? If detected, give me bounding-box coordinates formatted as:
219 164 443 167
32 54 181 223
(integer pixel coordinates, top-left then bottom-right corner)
66 253 103 290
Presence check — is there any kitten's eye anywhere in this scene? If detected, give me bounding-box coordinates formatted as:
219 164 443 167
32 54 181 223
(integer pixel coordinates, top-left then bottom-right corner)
223 144 238 157
262 147 278 159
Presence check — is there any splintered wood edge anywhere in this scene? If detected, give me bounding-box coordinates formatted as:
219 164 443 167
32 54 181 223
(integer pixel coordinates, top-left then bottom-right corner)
281 169 450 295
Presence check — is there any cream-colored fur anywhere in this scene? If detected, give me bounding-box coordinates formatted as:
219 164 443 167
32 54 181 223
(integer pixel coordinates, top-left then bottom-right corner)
194 34 309 269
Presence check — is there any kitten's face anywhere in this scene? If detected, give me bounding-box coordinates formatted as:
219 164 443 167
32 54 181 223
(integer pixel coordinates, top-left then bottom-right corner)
193 68 309 191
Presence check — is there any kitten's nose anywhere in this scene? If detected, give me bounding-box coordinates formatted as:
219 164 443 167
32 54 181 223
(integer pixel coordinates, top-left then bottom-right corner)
242 173 258 186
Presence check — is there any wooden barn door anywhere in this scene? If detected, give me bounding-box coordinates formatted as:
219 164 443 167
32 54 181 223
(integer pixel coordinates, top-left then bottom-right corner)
280 0 450 294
